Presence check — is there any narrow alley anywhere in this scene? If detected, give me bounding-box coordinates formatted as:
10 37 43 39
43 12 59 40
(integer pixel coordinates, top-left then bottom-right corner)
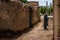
16 17 53 40
0 16 53 40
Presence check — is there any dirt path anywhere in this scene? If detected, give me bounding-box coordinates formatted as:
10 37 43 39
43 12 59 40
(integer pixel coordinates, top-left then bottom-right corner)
16 18 53 40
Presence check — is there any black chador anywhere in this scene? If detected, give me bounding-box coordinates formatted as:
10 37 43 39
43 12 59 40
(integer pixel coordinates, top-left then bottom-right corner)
44 14 48 30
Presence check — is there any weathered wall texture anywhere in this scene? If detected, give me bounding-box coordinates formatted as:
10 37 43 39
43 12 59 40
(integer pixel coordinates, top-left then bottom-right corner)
0 0 40 32
31 6 40 25
28 1 40 25
54 0 60 40
0 1 29 32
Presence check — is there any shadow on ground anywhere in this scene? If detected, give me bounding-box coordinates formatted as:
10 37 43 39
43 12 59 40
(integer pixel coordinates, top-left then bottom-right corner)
0 28 32 40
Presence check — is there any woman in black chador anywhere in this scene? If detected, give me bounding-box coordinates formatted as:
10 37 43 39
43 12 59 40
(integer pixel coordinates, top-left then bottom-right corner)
44 14 48 30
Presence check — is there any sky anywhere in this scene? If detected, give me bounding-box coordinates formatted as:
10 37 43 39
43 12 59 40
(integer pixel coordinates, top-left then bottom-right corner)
28 0 52 6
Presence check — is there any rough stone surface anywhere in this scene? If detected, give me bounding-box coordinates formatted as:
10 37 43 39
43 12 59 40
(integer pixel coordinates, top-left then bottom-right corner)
0 1 29 31
30 6 40 25
53 0 60 40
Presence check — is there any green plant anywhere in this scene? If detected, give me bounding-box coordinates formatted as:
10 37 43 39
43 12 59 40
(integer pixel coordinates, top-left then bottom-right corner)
39 6 46 14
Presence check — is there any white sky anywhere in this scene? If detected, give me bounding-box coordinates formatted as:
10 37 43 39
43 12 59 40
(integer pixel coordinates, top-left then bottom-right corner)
28 0 52 6
28 0 38 1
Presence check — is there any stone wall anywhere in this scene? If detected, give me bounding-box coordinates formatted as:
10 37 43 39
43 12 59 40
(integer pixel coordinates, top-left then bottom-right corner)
28 6 40 26
54 0 60 40
28 1 40 26
31 6 40 25
0 0 40 32
0 1 29 32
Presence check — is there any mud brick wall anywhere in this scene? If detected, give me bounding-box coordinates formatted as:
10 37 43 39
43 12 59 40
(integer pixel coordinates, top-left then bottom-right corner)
28 1 40 26
31 6 40 25
29 6 40 25
0 1 29 32
20 4 29 31
54 0 60 40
